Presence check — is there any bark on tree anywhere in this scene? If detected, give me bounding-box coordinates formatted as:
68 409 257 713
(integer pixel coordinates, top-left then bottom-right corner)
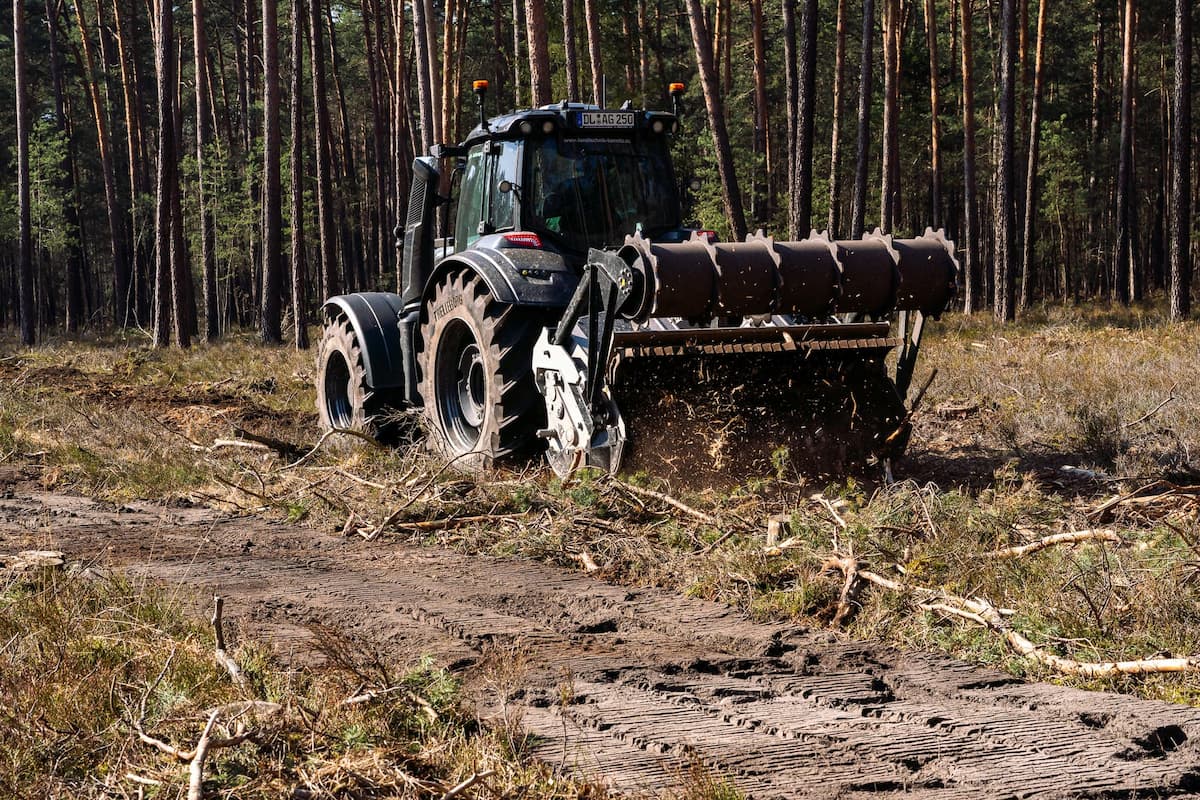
790 0 818 237
111 0 149 323
1018 0 1046 311
152 0 177 345
46 0 85 333
72 0 130 327
14 0 34 345
880 0 901 233
850 0 875 238
1168 0 1191 320
424 0 441 141
994 0 1017 321
960 0 981 311
1113 0 1135 305
526 0 553 105
169 77 193 348
512 0 524 106
684 0 747 239
194 0 219 341
564 0 580 101
828 0 848 235
261 0 283 343
291 0 309 348
310 0 339 298
584 0 604 104
923 0 943 228
751 0 769 227
412 0 435 151
784 0 798 215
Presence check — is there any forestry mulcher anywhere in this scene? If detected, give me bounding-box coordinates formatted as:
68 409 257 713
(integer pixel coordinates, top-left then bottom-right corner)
316 82 958 478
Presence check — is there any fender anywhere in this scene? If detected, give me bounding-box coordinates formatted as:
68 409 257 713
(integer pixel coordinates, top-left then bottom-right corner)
322 292 407 391
424 244 579 308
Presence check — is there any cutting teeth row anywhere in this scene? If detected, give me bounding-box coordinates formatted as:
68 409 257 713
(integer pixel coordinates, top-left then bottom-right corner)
617 228 959 322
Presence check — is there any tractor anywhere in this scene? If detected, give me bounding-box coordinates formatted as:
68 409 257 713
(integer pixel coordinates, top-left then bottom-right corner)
315 82 958 478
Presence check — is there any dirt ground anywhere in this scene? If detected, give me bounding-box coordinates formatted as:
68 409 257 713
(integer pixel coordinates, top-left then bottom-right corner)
5 475 1200 798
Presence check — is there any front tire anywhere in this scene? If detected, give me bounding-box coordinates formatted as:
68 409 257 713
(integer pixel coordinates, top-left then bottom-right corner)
316 312 398 437
417 271 543 467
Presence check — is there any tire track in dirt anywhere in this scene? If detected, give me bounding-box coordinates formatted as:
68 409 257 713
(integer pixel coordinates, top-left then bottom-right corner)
3 488 1200 798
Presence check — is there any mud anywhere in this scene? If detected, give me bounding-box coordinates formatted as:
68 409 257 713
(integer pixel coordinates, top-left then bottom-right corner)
4 484 1200 798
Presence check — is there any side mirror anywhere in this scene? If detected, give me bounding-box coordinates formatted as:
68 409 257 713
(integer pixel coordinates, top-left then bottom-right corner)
498 179 521 200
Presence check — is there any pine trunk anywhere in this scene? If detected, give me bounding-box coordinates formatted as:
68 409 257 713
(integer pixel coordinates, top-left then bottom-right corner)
584 0 604 104
1168 0 1191 319
791 0 818 237
1018 0 1046 311
924 0 943 229
564 0 579 101
14 0 34 344
194 0 219 341
828 0 848 236
262 0 283 342
152 0 176 345
751 0 769 228
291 0 309 347
309 0 339 297
995 0 1017 321
851 0 875 238
1113 0 1135 305
961 0 981 311
684 0 747 239
880 0 901 233
526 0 553 105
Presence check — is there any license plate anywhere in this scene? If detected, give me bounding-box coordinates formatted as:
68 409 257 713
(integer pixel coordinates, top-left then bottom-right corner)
578 110 635 128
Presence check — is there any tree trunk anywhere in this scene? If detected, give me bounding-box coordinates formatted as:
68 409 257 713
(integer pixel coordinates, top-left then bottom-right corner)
783 0 798 217
111 0 149 324
262 0 283 342
412 0 435 151
828 0 848 235
424 0 441 141
310 0 339 297
751 0 769 228
790 0 818 237
46 0 85 334
961 0 981 311
564 0 579 101
193 0 219 341
1113 0 1135 305
526 0 552 105
880 0 900 233
850 0 875 238
291 0 309 347
684 0 747 239
440 0 457 138
1168 0 1191 320
584 0 604 104
1017 0 1045 311
923 0 943 229
365 0 389 281
170 75 193 348
14 0 34 345
994 0 1017 321
72 0 131 328
512 0 524 106
152 0 177 345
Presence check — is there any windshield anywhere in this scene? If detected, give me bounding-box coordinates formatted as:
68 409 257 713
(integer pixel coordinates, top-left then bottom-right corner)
526 137 680 252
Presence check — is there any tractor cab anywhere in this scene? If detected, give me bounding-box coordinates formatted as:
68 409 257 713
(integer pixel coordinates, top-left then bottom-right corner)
444 98 692 263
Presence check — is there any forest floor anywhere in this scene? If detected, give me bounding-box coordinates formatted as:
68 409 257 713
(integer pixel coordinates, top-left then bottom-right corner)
3 302 1200 797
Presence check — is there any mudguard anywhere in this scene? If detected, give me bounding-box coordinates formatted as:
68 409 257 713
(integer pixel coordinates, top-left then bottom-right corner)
322 292 407 390
425 243 579 308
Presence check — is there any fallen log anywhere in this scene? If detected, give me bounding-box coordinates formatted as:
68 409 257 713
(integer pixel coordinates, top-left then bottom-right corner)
987 529 1123 559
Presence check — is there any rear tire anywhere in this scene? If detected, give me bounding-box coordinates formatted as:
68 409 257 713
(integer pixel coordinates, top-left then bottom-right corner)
316 313 398 438
417 271 543 467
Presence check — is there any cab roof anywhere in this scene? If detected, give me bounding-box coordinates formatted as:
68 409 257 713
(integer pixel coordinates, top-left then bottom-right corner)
459 101 678 148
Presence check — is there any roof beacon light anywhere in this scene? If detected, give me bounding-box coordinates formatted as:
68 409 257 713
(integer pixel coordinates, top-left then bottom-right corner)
473 79 489 129
669 82 686 118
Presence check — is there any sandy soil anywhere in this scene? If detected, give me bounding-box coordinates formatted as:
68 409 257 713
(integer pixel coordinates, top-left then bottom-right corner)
3 473 1200 798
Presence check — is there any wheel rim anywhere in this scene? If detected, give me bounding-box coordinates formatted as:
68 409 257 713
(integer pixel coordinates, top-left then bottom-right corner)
323 349 354 429
435 318 486 453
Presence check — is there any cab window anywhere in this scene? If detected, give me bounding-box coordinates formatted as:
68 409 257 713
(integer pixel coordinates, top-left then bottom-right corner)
454 145 487 252
488 140 521 231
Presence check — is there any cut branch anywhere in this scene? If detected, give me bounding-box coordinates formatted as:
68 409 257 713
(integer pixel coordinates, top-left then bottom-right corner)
987 529 1123 559
211 596 250 690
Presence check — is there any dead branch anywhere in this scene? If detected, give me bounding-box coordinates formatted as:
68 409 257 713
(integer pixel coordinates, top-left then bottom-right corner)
187 710 220 800
209 438 272 453
813 495 848 529
1119 386 1176 431
1088 481 1165 521
572 550 600 572
123 773 163 788
615 480 719 525
441 770 496 800
362 511 531 541
987 529 1123 559
278 427 385 471
211 596 250 691
823 556 1200 678
343 685 404 706
232 425 301 459
831 556 863 626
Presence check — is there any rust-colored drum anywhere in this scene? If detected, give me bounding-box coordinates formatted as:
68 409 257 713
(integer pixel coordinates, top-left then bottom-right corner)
712 240 778 315
835 237 897 315
772 235 840 317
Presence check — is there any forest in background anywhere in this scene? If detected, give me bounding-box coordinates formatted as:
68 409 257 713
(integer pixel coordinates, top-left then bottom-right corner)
0 0 1196 347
